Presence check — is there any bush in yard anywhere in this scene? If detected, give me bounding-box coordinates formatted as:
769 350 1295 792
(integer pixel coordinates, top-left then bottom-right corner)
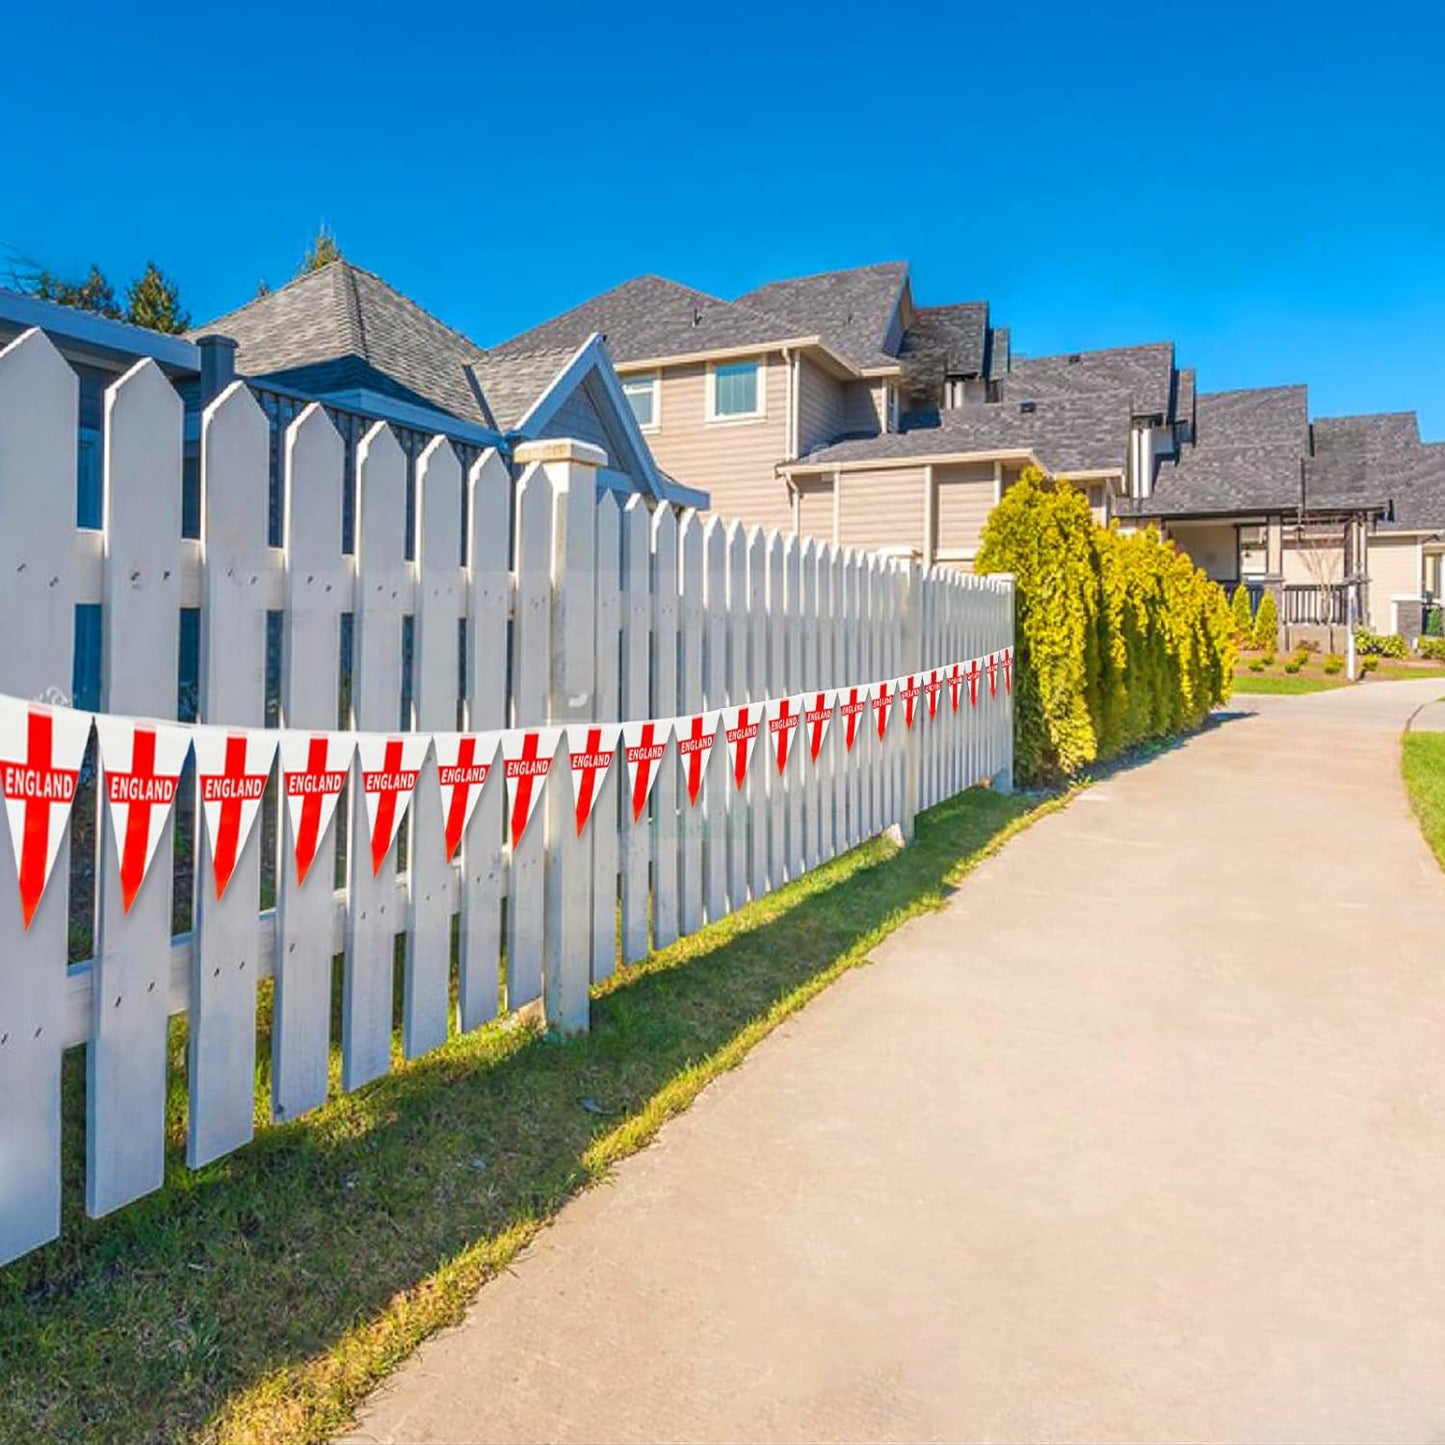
976 467 1235 784
1356 628 1407 658
1284 659 1301 674
1323 654 1344 674
1262 650 1276 666
1253 589 1277 650
1248 658 1266 672
1418 637 1445 661
1231 584 1255 643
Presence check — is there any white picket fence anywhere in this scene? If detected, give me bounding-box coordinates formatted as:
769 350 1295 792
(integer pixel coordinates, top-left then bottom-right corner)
0 327 1014 1266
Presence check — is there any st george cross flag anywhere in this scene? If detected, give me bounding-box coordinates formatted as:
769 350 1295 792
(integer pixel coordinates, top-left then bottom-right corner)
947 663 963 713
95 714 193 915
674 710 720 806
721 702 766 790
967 657 982 708
871 679 895 740
192 728 278 901
622 719 671 823
768 695 804 775
0 696 93 929
1002 646 1015 695
279 732 354 885
433 732 501 861
565 723 619 836
838 685 870 752
924 669 943 721
803 690 837 762
501 727 563 851
987 652 999 699
357 734 430 876
896 674 923 729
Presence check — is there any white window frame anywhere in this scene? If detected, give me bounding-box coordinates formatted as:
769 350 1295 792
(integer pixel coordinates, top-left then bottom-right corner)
706 357 766 423
622 372 660 432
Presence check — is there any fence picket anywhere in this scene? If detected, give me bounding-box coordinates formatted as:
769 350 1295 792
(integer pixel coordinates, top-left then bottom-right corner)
701 517 729 924
677 512 704 937
724 522 749 913
590 492 622 981
747 528 768 903
619 496 651 963
0 330 78 1262
651 507 681 950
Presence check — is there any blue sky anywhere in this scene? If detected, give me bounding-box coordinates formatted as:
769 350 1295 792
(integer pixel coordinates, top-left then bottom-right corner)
5 0 1443 433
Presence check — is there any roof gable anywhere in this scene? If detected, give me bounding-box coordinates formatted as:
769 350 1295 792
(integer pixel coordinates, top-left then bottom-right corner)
735 262 908 370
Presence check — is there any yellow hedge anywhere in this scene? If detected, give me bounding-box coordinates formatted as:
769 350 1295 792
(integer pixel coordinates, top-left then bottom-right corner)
976 468 1235 784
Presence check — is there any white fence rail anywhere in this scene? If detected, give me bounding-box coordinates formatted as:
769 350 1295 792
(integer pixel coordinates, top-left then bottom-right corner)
0 327 1014 1266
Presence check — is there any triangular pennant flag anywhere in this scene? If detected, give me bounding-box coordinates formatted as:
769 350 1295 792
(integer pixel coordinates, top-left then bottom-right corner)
896 674 923 729
838 685 870 752
565 722 620 836
987 652 999 699
433 731 501 861
767 695 804 775
871 679 895 741
357 733 430 877
803 690 837 762
722 702 767 790
0 697 93 929
967 657 982 708
1002 646 1015 695
279 732 354 885
192 727 277 901
501 726 563 850
924 669 943 722
947 663 963 713
96 714 192 915
674 710 721 806
622 719 672 823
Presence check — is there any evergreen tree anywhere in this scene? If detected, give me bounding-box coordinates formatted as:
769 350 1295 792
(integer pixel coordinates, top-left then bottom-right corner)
298 224 341 275
25 263 122 319
124 261 190 334
1230 584 1254 643
1253 589 1278 651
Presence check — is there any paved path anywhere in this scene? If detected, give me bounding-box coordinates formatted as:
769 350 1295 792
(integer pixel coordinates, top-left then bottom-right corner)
347 680 1445 1444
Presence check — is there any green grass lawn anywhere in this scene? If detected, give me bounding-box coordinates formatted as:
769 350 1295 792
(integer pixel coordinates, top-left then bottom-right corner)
1402 730 1445 871
1232 647 1445 696
0 784 1065 1445
1231 672 1346 695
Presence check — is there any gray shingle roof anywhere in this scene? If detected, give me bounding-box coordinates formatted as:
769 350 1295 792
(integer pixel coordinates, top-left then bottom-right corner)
469 346 581 431
1001 343 1176 420
1383 443 1445 530
793 392 1131 475
734 262 907 370
196 261 491 425
897 302 989 410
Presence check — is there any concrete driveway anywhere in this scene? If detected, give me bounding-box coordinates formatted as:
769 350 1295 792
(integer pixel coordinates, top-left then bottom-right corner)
346 679 1445 1444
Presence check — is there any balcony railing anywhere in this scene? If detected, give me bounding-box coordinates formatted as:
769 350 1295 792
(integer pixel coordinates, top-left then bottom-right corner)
1280 582 1363 627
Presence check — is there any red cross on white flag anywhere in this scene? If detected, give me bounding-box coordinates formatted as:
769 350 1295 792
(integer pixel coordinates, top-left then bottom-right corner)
433 732 501 861
871 679 895 741
768 695 804 775
673 710 721 806
803 690 837 762
192 728 277 902
987 652 999 699
356 734 430 876
947 663 963 713
622 719 671 823
1002 646 1014 695
95 714 192 915
838 686 870 752
279 732 354 885
565 723 619 836
501 727 563 851
0 696 93 929
967 657 982 707
721 702 766 790
896 674 923 729
925 670 943 721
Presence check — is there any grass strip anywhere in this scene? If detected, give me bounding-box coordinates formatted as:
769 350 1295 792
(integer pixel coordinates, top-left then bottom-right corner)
0 784 1067 1445
1402 730 1445 871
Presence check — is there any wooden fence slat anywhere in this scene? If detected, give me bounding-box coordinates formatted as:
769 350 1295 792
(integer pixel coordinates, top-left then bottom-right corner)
590 492 622 982
677 511 704 937
700 517 729 924
746 527 768 903
619 496 651 963
650 506 681 951
724 522 749 913
89 358 184 1219
506 464 552 1006
189 381 271 1169
405 437 464 1058
273 404 347 1121
343 422 409 1091
783 533 804 881
460 449 510 1031
0 329 79 1262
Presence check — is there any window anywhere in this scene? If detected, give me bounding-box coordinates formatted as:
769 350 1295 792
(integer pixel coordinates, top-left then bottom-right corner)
709 359 763 420
623 373 659 430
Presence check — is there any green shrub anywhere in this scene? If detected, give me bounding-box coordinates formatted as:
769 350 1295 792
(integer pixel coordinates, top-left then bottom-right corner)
1262 651 1276 666
1418 636 1445 661
976 468 1235 784
1323 655 1343 674
1356 628 1407 658
1252 589 1277 650
1248 659 1266 672
1284 660 1301 674
1361 655 1380 673
1231 584 1255 643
